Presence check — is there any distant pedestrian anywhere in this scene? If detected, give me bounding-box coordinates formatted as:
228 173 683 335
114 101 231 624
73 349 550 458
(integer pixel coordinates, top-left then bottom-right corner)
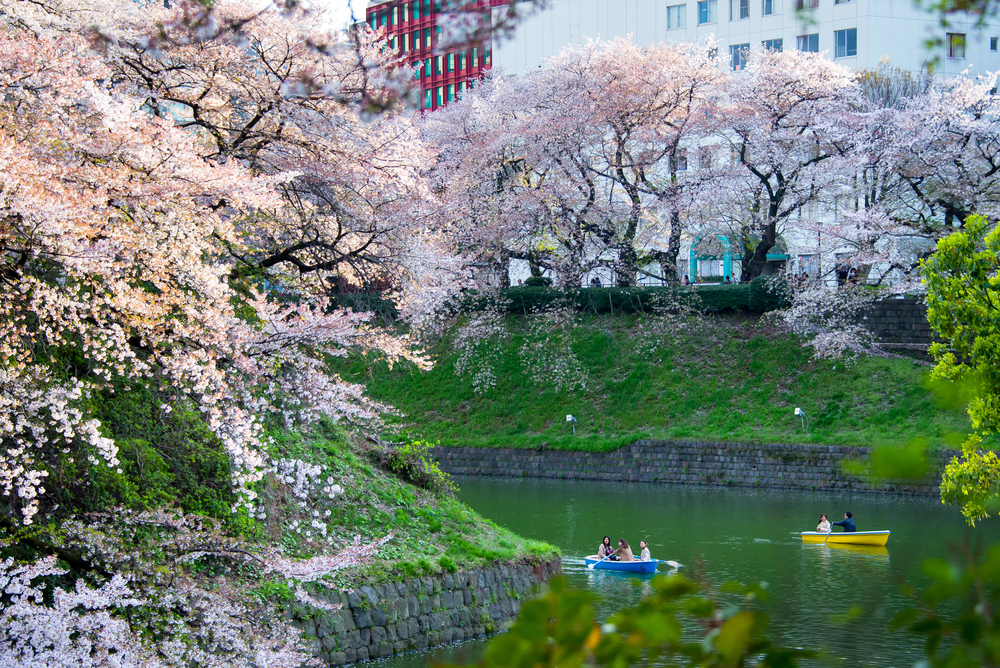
832 512 856 532
682 274 690 286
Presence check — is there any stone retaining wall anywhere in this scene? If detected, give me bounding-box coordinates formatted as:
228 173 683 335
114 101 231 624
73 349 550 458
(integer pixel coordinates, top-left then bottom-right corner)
431 441 960 495
861 298 939 346
288 559 561 665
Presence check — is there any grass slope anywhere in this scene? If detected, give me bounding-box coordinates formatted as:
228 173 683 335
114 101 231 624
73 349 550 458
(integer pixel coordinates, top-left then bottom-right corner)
338 313 969 451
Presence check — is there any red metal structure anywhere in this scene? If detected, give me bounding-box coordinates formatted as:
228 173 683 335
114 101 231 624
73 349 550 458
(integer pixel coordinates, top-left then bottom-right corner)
364 0 499 110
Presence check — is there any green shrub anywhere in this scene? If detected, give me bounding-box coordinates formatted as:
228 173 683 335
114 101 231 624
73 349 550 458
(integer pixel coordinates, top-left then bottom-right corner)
332 291 398 321
439 554 458 573
748 276 792 312
524 276 553 287
379 440 456 496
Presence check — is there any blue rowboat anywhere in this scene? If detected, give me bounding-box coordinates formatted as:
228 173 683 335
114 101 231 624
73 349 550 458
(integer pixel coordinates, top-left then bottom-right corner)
584 556 659 573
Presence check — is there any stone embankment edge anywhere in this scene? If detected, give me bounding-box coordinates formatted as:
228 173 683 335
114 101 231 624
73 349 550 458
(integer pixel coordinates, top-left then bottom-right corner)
431 440 961 496
287 558 561 665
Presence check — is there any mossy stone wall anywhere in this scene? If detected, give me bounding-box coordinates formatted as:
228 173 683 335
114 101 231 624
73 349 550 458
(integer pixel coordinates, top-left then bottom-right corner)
287 559 561 665
431 441 959 495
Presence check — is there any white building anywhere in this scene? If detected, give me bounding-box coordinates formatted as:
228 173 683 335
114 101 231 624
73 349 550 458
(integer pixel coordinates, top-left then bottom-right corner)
495 0 999 79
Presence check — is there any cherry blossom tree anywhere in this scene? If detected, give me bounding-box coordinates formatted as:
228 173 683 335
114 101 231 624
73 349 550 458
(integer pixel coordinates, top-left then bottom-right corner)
713 48 859 280
427 38 720 287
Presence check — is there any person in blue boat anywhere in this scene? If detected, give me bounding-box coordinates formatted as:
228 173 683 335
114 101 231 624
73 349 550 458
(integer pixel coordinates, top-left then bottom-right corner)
639 540 651 561
598 535 614 560
616 538 635 562
832 511 856 532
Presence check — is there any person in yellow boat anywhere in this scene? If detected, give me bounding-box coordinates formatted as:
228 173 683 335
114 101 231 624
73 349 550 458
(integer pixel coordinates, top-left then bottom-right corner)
639 540 651 561
832 511 856 532
817 514 832 533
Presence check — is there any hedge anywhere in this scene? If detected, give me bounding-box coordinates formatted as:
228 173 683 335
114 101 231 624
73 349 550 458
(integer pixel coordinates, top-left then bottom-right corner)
332 278 792 320
464 278 791 316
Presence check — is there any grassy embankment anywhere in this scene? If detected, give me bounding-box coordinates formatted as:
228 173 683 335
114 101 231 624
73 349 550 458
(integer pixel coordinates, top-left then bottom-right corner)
335 313 970 452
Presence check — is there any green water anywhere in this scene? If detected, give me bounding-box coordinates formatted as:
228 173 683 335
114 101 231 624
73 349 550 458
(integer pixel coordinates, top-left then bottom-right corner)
379 477 1000 667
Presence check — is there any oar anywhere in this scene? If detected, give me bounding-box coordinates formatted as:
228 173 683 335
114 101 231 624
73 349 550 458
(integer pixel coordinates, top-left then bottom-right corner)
653 559 682 568
824 529 832 545
588 552 616 570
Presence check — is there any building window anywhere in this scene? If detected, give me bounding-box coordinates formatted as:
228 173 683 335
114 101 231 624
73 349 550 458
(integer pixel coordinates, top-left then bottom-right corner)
796 0 818 8
484 47 491 66
667 3 687 29
424 89 432 109
414 64 421 80
435 55 442 75
403 33 409 51
797 33 818 52
763 0 778 15
762 38 783 51
731 0 749 19
402 3 408 22
698 147 713 171
412 30 420 49
834 28 857 58
447 52 454 72
459 81 465 96
424 28 431 48
391 6 397 26
448 84 455 102
834 0 852 3
949 32 966 58
472 46 479 67
436 87 443 107
698 0 718 23
671 149 688 171
730 43 750 70
992 37 998 51
412 1 419 20
424 59 432 77
459 50 466 69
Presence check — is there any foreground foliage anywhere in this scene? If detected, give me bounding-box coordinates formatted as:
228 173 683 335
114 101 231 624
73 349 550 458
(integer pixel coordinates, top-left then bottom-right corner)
455 540 1000 668
924 215 1000 523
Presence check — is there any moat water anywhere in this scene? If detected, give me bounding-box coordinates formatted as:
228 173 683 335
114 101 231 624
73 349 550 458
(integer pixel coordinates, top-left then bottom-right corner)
373 476 1000 667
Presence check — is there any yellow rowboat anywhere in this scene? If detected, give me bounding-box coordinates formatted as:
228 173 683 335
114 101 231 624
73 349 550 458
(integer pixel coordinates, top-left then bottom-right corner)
801 531 890 546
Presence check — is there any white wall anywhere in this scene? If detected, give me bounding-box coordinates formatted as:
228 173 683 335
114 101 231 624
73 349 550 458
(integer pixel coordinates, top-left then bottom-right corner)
494 0 1000 76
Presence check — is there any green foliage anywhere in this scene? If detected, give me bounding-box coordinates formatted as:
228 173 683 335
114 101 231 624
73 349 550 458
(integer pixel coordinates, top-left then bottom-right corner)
380 440 456 495
748 276 792 312
894 543 1000 667
334 314 967 452
939 443 1000 525
922 215 1000 523
450 575 809 668
37 381 236 520
332 291 398 321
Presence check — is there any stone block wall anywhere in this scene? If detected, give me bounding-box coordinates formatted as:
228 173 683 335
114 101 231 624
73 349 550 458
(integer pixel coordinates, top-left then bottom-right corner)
287 559 561 665
861 298 939 346
431 441 960 496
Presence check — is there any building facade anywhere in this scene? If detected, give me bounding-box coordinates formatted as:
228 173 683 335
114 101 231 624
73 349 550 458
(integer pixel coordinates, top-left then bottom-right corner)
365 0 500 110
493 0 999 77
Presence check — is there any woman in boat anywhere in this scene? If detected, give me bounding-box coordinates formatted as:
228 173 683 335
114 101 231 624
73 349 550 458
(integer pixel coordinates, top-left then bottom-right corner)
639 540 650 561
617 538 634 562
817 514 832 533
598 536 614 559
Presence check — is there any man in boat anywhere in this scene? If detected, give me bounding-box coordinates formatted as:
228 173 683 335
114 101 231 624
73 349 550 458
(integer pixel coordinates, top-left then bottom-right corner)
831 511 856 532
